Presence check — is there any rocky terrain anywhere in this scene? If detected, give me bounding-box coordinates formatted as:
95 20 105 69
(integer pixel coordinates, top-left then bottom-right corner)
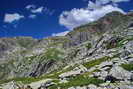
0 11 133 89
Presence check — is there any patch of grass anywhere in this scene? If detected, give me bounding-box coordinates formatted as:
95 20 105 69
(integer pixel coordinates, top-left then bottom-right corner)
0 73 56 84
0 73 60 84
86 43 92 50
0 77 41 84
126 36 133 41
16 37 37 48
116 37 132 47
106 37 123 49
83 56 111 69
93 69 101 72
48 74 104 89
121 63 133 71
108 36 133 49
44 48 64 60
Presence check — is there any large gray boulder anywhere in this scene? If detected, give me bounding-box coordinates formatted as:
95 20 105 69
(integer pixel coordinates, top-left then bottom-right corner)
109 66 132 80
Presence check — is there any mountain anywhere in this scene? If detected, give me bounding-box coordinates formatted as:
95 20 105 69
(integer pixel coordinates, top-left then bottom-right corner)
0 11 133 89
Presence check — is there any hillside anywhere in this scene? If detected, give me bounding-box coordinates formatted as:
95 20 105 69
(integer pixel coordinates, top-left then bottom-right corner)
0 11 133 89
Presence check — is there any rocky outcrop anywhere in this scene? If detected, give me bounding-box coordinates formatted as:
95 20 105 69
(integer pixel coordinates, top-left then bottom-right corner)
29 60 55 77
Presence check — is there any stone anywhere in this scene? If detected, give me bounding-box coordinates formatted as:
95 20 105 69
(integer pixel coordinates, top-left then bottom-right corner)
68 87 76 89
127 58 133 63
119 84 133 89
100 71 108 79
99 82 110 87
59 70 81 78
109 66 132 80
88 84 97 89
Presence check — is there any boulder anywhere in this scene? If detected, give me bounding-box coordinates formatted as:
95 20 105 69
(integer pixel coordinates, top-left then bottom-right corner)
59 70 81 78
119 85 133 89
88 84 97 89
109 66 132 80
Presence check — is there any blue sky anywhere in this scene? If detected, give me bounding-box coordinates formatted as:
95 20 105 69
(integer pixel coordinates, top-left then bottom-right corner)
0 0 133 39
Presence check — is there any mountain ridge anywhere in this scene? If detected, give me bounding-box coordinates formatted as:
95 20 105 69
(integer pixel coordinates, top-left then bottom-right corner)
0 11 133 89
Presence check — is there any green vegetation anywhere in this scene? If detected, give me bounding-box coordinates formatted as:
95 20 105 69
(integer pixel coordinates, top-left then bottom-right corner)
0 73 59 84
0 77 39 84
117 38 129 47
121 63 133 71
116 36 133 48
83 56 111 69
49 74 104 89
106 37 123 49
16 37 36 48
86 43 92 49
106 36 133 49
45 36 70 48
44 48 64 60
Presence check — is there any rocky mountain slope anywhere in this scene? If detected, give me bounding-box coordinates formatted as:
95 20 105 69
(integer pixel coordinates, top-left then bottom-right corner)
0 11 133 89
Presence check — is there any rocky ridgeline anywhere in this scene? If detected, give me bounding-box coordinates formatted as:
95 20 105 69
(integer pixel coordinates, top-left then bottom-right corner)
0 11 133 89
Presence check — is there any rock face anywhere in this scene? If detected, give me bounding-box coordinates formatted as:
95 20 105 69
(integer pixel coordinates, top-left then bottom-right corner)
0 11 133 89
29 60 55 77
65 11 129 47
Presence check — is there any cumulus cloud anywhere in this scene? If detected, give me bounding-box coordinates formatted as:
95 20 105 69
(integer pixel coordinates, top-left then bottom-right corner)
52 31 69 36
25 5 55 18
25 5 45 19
85 0 130 4
4 13 24 23
26 5 44 14
59 0 130 29
59 4 124 29
108 0 130 3
56 0 130 36
26 5 52 14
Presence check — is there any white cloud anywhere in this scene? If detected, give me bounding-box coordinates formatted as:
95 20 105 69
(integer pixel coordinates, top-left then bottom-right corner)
110 0 130 3
26 5 36 10
86 0 130 4
59 4 124 29
26 5 44 14
4 13 24 23
59 0 130 29
88 1 102 9
25 5 44 19
52 31 69 36
31 7 44 13
26 5 55 17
